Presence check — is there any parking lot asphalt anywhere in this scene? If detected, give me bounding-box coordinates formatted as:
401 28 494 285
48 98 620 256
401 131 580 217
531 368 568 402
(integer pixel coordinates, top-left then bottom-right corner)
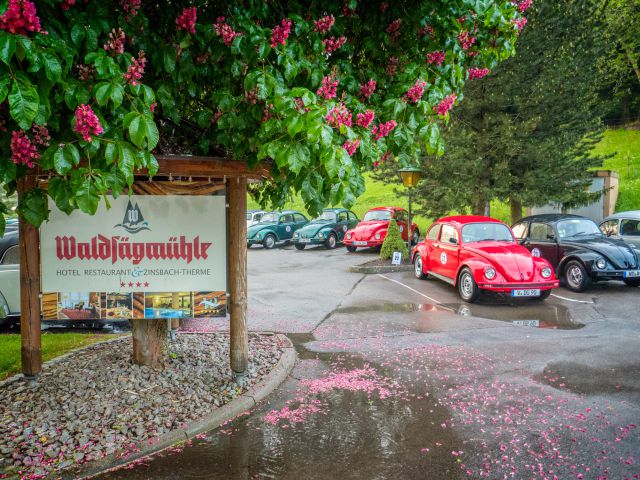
99 243 640 480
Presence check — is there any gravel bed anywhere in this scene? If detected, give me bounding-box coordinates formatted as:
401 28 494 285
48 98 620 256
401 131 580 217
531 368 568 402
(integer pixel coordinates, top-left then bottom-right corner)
0 333 284 479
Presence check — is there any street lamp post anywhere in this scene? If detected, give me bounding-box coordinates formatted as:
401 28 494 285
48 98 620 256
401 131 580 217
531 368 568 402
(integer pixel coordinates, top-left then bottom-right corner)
398 167 422 252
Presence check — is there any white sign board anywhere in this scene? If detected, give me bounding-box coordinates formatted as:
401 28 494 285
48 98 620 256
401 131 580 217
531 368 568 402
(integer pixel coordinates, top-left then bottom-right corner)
391 251 402 265
41 195 227 293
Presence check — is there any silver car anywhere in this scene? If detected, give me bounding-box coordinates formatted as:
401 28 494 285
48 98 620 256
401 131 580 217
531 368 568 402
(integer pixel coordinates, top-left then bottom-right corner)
600 210 640 246
0 228 20 326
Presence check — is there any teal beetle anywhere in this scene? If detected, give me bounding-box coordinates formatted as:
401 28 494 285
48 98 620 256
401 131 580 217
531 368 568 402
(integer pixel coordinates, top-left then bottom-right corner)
292 208 360 250
247 210 309 249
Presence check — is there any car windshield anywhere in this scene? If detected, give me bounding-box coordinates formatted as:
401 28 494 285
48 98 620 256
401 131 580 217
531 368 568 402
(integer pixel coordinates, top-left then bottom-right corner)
461 223 514 243
313 211 337 222
363 210 392 221
557 219 602 238
246 213 252 220
259 213 279 223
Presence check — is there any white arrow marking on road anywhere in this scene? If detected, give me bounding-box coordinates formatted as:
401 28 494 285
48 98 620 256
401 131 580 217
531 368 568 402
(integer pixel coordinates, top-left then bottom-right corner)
550 293 593 304
377 274 443 304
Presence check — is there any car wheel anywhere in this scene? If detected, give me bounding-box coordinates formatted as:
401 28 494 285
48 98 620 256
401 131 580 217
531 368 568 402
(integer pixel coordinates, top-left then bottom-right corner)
534 290 552 301
346 245 357 253
412 229 420 246
325 233 337 249
624 279 640 287
413 254 427 279
294 243 306 250
263 234 276 249
563 260 591 292
458 268 480 303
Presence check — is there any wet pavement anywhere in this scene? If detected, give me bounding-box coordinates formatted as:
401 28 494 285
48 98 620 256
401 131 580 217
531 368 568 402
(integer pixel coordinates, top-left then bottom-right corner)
96 245 640 480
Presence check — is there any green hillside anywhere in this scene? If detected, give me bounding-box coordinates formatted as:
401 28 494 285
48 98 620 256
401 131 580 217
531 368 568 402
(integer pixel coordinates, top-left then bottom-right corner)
591 129 640 212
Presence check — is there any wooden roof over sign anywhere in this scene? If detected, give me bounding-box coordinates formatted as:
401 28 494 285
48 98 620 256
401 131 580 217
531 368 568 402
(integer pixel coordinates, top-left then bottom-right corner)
145 155 269 180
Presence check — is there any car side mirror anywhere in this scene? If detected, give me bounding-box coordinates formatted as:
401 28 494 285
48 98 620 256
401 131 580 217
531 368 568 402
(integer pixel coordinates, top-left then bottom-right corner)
546 234 556 241
449 237 458 245
605 230 613 237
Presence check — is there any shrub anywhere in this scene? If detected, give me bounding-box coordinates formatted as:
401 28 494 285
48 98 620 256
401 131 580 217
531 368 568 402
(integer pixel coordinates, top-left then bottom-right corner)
380 219 408 260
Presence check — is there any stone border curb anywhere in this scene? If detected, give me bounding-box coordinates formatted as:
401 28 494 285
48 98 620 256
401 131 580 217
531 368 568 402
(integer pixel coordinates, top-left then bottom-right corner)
348 263 413 274
71 334 296 480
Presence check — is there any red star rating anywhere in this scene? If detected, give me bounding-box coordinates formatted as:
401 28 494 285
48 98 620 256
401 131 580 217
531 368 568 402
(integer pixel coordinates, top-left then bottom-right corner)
120 281 125 288
144 282 149 287
128 282 134 288
136 282 141 287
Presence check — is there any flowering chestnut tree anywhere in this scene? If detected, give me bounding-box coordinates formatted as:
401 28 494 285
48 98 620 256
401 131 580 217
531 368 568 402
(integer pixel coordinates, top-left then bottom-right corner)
0 0 530 234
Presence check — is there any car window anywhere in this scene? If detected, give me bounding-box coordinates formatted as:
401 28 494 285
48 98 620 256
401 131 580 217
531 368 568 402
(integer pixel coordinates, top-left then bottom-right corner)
338 212 348 222
348 212 358 221
511 222 527 240
530 222 555 241
363 210 392 221
246 213 252 220
600 220 618 236
254 213 263 222
440 224 458 244
557 218 601 238
294 213 307 223
281 214 294 223
620 219 640 236
427 224 440 241
1 245 19 265
461 223 514 243
395 210 407 222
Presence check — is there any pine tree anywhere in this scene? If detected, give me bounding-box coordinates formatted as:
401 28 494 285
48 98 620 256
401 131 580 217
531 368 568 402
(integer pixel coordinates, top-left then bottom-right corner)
380 219 408 260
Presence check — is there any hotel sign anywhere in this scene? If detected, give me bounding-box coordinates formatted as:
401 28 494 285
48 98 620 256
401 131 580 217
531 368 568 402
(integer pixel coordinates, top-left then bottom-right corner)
41 195 227 293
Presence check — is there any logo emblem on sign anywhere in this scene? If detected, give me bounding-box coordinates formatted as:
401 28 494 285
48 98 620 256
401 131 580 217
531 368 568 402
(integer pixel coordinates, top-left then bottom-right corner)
115 200 151 234
440 252 447 264
531 248 541 257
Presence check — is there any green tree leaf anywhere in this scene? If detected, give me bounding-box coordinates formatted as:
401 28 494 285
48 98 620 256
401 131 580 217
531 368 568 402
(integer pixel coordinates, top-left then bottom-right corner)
76 178 100 215
8 73 39 130
41 52 62 82
0 34 16 65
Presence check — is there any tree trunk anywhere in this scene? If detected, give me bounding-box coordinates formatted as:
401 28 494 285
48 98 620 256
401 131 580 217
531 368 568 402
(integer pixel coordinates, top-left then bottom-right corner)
130 318 167 368
510 197 523 224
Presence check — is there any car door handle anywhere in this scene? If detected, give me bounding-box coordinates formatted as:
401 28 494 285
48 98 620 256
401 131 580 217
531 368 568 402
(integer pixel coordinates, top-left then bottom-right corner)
433 243 439 248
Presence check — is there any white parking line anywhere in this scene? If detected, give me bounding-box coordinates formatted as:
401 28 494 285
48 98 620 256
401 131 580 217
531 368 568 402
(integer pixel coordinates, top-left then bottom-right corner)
377 274 443 304
550 293 594 304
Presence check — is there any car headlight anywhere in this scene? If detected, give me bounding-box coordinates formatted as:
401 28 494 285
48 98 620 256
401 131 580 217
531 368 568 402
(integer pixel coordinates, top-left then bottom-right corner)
318 232 324 238
255 232 262 238
375 233 381 240
595 258 606 269
541 266 552 278
484 267 496 280
294 232 299 237
346 233 352 239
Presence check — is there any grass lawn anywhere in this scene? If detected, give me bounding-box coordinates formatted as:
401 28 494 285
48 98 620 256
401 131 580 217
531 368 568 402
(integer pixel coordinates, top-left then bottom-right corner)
591 129 640 212
0 332 122 380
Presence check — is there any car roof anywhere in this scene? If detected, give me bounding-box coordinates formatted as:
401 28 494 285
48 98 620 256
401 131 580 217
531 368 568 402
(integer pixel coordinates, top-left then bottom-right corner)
518 213 586 224
323 207 349 212
437 215 505 226
0 229 18 255
280 210 304 215
602 210 640 221
367 206 404 212
247 209 265 213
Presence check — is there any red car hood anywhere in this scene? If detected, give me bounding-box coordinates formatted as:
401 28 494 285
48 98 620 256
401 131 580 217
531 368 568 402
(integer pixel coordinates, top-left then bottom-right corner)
465 242 536 282
351 220 389 240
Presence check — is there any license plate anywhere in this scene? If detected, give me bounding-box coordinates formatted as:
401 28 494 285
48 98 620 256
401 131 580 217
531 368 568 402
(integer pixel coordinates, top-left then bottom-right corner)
511 289 540 297
624 270 640 278
512 320 540 328
299 238 311 243
353 241 368 246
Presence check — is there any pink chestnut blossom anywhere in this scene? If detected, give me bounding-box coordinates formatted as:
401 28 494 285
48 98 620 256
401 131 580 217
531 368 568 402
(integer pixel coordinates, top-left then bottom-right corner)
317 75 339 100
0 0 42 35
372 120 397 140
176 7 197 34
271 18 292 48
343 139 360 156
514 17 528 31
458 30 476 50
386 19 401 42
214 17 242 47
426 51 445 66
356 110 375 128
103 28 125 55
360 79 377 99
32 123 50 147
406 80 427 103
435 94 457 115
325 104 352 129
468 67 490 80
314 15 335 34
124 51 146 86
120 0 141 19
517 0 533 12
74 104 104 142
323 36 347 54
418 25 434 38
10 131 40 168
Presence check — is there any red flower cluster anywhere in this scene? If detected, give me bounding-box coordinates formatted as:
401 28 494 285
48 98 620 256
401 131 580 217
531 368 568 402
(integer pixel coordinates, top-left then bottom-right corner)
468 67 490 80
360 79 376 99
374 150 393 168
124 51 146 86
323 36 347 54
294 98 310 113
325 104 352 129
61 0 76 11
120 0 141 19
386 57 399 76
74 104 104 142
458 30 476 50
176 7 197 34
10 131 40 168
103 28 125 55
372 120 397 140
356 110 375 128
380 2 389 13
271 18 292 48
406 80 427 103
343 139 360 156
514 17 527 31
457 15 467 24
418 25 434 38
342 4 356 17
314 15 334 34
32 123 50 147
517 0 533 12
214 17 242 46
386 19 401 42
426 51 445 66
0 0 42 35
466 50 479 58
317 75 339 100
261 104 274 123
435 94 457 115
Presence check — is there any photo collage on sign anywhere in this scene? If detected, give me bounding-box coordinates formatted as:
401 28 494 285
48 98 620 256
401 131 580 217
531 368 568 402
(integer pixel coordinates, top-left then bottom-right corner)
40 291 227 320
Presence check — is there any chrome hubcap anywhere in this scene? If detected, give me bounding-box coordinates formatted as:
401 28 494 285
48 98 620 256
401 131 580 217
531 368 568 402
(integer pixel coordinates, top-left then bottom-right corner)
415 257 422 276
461 274 473 297
568 266 583 286
329 236 336 247
265 236 275 248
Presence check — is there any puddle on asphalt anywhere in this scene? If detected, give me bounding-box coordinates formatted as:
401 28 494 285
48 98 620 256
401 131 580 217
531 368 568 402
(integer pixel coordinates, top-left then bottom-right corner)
536 362 640 395
335 302 584 330
96 354 462 480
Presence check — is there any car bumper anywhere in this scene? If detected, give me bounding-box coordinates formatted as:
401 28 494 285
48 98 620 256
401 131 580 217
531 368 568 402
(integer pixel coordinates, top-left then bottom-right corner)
247 238 265 245
591 269 640 281
477 281 559 292
344 240 384 248
293 238 324 245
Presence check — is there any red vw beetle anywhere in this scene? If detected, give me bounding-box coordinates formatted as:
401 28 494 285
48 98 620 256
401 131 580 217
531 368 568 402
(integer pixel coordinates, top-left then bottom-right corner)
344 207 419 252
411 215 559 302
